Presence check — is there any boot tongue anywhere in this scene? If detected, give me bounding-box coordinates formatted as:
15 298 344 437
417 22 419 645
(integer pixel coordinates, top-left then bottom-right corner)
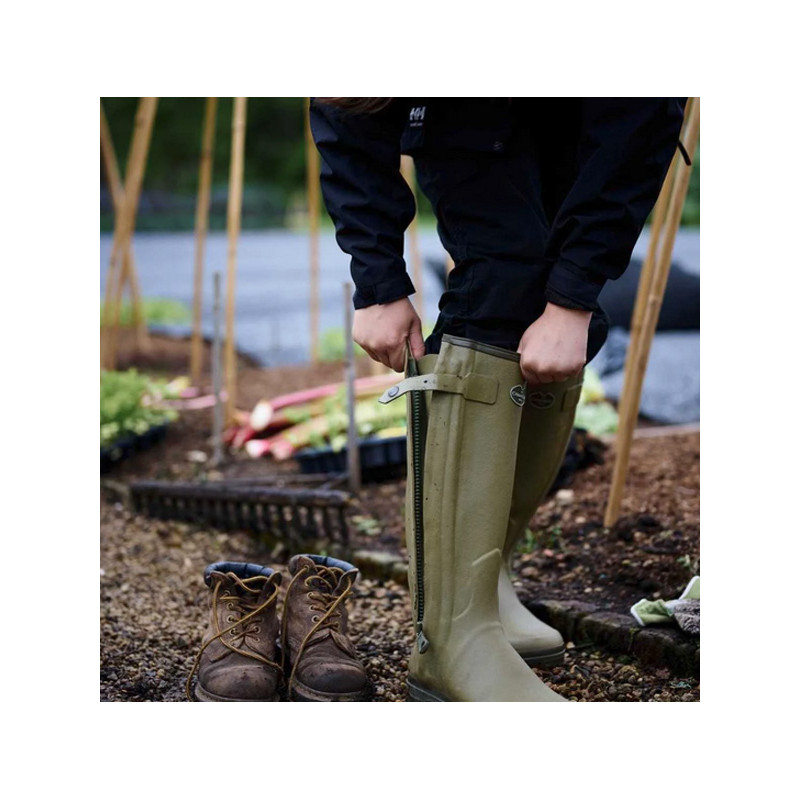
333 570 357 596
309 569 339 593
288 555 317 576
254 572 279 602
212 570 273 602
209 571 238 592
289 555 338 592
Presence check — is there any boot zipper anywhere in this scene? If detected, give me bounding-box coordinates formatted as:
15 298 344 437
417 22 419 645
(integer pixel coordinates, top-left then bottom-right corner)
410 378 430 654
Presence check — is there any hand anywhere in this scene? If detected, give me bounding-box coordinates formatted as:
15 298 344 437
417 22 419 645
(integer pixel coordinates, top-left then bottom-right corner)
352 297 425 372
517 303 590 384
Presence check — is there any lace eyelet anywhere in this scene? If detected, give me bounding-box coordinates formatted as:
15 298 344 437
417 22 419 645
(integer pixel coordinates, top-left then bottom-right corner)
312 615 320 623
226 616 235 623
253 626 260 633
229 628 237 635
227 603 234 610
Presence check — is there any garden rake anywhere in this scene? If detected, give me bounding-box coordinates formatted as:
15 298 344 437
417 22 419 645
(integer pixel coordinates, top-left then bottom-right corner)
129 474 351 549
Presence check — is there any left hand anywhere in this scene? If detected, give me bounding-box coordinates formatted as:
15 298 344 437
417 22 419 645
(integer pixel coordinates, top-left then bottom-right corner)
517 303 591 384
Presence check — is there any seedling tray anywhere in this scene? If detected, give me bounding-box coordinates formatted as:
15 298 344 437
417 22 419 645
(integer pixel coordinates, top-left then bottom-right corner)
100 422 170 473
295 435 406 482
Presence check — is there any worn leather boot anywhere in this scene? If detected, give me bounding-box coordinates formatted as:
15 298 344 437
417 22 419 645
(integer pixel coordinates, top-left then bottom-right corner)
380 334 566 701
186 561 282 702
281 554 371 702
500 372 584 666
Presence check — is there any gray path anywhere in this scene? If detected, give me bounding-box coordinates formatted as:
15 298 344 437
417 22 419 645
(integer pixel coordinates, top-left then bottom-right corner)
100 227 700 421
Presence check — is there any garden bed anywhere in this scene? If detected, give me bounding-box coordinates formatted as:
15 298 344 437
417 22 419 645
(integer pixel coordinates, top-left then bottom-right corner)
100 341 699 701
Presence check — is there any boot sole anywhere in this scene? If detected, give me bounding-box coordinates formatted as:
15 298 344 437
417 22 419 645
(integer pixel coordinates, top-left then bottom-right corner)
406 648 564 700
289 678 372 703
194 684 279 702
519 646 566 667
406 678 450 702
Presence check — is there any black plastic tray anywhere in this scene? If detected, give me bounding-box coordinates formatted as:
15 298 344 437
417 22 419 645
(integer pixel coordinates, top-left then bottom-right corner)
295 435 407 482
100 422 170 474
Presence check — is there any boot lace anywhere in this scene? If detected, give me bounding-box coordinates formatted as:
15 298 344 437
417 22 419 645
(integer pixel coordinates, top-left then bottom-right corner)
280 564 355 700
185 573 281 701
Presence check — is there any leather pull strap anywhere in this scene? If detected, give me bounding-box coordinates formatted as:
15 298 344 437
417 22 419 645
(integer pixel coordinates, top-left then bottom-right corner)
379 372 498 405
405 340 418 378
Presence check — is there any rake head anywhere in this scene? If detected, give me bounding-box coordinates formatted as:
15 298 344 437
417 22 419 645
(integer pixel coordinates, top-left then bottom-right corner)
129 477 351 549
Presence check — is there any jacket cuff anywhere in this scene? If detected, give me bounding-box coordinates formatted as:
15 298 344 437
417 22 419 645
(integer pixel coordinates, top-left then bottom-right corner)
545 259 607 312
352 272 416 309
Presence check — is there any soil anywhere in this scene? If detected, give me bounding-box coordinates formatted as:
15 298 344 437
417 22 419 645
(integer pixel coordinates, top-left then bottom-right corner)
100 335 700 702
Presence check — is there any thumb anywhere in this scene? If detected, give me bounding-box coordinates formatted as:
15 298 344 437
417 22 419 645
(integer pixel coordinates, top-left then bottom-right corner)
408 315 426 360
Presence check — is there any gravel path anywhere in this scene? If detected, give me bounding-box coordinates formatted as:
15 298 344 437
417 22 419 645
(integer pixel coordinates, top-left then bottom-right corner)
100 498 699 702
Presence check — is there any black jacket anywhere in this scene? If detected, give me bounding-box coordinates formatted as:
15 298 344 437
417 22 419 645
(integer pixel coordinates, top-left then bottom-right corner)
310 98 686 311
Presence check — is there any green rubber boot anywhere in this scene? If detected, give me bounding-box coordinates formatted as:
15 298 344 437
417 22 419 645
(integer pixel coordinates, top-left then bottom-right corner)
500 372 584 666
380 334 566 702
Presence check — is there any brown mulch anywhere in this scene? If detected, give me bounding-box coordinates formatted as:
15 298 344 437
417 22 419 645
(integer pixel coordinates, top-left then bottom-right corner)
100 336 699 702
515 432 699 610
100 500 698 702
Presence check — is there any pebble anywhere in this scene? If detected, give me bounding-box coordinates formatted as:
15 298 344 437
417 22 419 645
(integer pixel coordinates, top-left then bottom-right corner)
555 489 575 506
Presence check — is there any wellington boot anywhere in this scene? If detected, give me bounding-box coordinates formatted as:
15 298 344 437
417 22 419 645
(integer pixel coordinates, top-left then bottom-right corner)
407 353 580 667
187 561 282 702
281 554 371 702
381 334 566 702
500 373 584 666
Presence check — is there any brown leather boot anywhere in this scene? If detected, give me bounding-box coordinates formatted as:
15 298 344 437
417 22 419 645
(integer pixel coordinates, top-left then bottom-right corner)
281 555 371 702
187 562 282 702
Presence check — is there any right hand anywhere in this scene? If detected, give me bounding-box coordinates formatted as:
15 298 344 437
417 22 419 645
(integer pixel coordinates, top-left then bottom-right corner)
352 297 425 372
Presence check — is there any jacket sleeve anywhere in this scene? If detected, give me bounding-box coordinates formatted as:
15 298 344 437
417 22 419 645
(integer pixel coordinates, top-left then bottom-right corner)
545 98 687 312
309 99 417 309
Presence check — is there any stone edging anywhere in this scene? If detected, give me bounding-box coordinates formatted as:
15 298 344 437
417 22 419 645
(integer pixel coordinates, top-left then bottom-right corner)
527 599 699 677
350 549 699 678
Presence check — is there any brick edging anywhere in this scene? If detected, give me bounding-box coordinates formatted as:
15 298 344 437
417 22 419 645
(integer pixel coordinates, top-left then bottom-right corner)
527 598 699 677
351 550 699 678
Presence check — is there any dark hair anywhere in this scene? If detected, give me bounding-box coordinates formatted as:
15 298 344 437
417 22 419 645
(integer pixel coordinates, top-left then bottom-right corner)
315 98 393 114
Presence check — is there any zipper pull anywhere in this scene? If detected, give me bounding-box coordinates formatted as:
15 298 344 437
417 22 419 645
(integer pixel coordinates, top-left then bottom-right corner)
416 628 430 654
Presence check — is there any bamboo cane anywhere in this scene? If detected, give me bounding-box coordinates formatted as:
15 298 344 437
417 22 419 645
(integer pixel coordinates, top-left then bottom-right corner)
100 102 124 334
100 102 143 340
119 244 147 349
614 154 676 426
224 97 247 424
100 103 124 211
305 101 321 363
190 97 219 386
100 104 147 356
112 99 157 357
344 283 362 493
104 98 158 367
604 98 700 528
211 271 224 466
401 155 424 328
615 97 695 426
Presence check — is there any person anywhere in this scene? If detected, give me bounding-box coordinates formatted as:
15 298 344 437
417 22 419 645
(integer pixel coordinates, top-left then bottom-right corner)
310 97 686 702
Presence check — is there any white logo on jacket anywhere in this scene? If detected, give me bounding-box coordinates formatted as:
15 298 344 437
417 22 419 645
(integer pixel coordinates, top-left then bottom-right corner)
409 106 426 126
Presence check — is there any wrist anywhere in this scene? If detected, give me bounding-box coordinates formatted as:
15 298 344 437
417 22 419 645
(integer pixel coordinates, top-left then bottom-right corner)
543 302 592 324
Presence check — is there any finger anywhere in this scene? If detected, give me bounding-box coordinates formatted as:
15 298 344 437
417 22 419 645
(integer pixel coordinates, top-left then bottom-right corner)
388 342 406 373
408 318 426 361
370 346 394 372
361 345 379 363
521 365 543 385
376 349 395 371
